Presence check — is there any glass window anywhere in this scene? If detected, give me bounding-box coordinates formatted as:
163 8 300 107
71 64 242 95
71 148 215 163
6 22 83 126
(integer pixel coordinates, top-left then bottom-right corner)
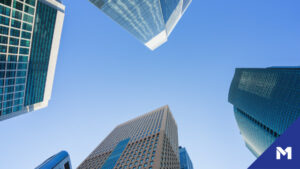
9 46 18 54
0 54 6 61
0 44 7 52
25 0 35 7
20 39 30 47
13 0 23 10
19 55 28 62
21 31 31 39
19 47 29 54
17 71 26 77
8 55 17 61
0 35 8 44
24 5 34 15
22 22 32 31
23 13 33 23
0 0 12 6
17 63 27 69
12 10 22 20
10 29 20 37
0 5 10 16
0 15 10 25
11 19 21 28
6 71 15 78
9 38 19 45
0 26 9 35
7 63 16 69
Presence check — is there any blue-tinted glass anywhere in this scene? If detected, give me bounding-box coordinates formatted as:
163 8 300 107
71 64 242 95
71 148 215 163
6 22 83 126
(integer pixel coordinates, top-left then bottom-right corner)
101 138 130 169
159 0 180 22
0 26 9 35
0 15 10 25
0 6 10 16
90 0 166 43
24 1 57 106
229 68 300 157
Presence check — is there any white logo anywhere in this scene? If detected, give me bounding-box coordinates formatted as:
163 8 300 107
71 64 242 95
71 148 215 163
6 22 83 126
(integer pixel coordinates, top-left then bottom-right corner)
276 147 292 160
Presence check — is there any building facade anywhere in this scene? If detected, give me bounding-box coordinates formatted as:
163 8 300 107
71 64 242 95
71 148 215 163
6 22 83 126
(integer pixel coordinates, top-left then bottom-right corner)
179 146 193 169
36 151 72 169
78 105 180 169
89 0 192 50
228 67 300 157
0 0 65 121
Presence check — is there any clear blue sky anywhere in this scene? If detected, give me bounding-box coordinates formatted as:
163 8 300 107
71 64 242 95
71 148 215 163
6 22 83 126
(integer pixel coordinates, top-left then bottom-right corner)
1 0 300 169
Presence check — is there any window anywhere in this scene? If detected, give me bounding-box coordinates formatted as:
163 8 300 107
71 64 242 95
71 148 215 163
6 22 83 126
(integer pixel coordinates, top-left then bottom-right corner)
64 162 70 169
0 15 9 25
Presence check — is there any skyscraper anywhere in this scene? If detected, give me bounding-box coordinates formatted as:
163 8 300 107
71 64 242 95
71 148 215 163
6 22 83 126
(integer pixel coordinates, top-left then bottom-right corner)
89 0 192 50
36 151 72 169
78 105 180 169
228 67 300 157
0 0 65 121
179 146 193 169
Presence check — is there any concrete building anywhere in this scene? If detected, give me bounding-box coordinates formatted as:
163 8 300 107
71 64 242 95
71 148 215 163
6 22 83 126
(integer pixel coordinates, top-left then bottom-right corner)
78 105 180 169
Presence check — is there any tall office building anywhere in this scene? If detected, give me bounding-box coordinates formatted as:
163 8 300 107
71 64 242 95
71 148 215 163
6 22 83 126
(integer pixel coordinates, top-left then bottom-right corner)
0 0 65 121
228 67 300 157
89 0 192 50
36 151 72 169
78 105 180 169
179 146 193 169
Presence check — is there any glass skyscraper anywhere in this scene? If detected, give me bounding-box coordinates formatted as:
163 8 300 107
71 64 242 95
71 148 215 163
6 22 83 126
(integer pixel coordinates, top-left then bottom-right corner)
78 105 180 169
89 0 192 50
228 67 300 157
0 0 65 121
179 146 193 169
35 151 72 169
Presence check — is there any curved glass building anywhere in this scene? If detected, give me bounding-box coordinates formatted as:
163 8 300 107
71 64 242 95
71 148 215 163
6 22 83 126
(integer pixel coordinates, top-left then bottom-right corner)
36 151 72 169
228 67 300 157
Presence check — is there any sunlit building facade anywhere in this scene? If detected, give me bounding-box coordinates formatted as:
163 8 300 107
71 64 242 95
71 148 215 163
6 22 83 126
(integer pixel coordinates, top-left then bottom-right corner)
78 105 180 169
228 67 300 157
0 0 65 121
89 0 192 50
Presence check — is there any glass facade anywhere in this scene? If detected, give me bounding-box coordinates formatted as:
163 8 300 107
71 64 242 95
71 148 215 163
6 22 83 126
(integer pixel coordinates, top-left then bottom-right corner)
228 67 300 157
89 0 192 49
90 0 165 43
24 0 57 106
179 146 194 169
0 0 37 116
0 0 65 121
159 0 181 23
182 0 192 13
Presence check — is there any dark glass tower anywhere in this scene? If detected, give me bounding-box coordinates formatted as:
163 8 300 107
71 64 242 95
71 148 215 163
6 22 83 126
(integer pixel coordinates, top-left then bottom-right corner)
78 105 180 169
0 0 65 121
89 0 192 50
228 67 300 157
179 146 193 169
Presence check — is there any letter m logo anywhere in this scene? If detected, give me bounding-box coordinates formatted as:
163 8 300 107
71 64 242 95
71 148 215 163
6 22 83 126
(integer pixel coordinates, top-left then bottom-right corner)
276 147 292 160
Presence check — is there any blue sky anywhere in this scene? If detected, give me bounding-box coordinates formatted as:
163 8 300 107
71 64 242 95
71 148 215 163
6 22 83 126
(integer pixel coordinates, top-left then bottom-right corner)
1 0 300 169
